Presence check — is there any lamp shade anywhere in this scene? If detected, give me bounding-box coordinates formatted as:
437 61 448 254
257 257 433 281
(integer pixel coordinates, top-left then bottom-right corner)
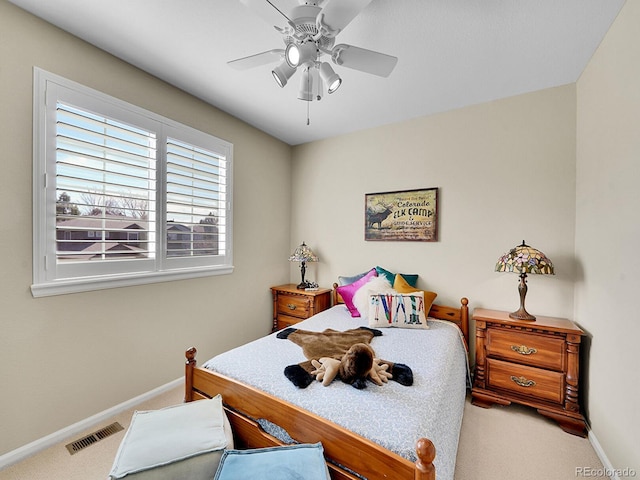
285 41 317 68
298 67 314 102
289 242 318 263
495 241 554 275
272 60 296 88
319 62 341 93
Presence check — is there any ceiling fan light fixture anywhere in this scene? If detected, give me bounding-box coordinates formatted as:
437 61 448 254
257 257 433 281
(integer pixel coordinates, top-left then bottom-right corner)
229 0 396 108
298 67 314 101
319 62 341 93
272 60 296 88
285 41 317 68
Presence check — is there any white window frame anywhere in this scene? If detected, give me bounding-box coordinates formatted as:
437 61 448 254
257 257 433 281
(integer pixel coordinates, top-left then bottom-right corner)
32 68 233 297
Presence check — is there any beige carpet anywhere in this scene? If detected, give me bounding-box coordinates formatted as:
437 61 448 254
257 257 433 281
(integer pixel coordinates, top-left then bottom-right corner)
0 388 606 480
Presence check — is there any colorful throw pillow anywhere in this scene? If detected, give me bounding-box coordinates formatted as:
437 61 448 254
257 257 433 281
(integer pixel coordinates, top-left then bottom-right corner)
375 266 418 287
393 274 437 316
336 268 378 317
367 291 429 329
352 275 396 320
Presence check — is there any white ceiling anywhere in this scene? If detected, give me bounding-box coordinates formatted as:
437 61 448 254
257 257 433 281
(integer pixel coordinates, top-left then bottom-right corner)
9 0 625 145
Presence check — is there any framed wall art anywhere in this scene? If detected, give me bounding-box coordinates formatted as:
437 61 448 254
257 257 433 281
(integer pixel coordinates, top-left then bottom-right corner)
365 187 438 241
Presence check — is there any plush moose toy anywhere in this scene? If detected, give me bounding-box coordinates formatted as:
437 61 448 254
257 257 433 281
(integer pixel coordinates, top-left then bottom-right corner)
277 326 413 389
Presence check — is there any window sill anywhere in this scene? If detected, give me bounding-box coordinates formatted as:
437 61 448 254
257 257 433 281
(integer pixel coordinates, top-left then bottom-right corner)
30 265 234 298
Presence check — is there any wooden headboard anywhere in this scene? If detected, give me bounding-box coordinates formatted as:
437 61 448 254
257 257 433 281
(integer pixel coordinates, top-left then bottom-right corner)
331 283 469 346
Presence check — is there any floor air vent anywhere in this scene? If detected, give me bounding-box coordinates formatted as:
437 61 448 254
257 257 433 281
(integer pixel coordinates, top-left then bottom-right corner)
65 422 124 455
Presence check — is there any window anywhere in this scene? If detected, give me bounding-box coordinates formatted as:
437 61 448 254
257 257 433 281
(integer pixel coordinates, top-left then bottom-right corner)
32 69 233 297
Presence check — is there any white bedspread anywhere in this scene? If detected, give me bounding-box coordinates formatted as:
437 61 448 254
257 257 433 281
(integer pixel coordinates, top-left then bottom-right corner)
203 305 468 480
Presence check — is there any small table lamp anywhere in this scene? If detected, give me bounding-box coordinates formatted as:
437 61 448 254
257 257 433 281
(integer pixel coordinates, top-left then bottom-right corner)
289 241 318 290
495 240 554 321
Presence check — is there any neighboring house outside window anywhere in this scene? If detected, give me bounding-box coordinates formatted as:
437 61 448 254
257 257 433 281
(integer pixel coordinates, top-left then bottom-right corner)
32 69 233 297
55 216 147 260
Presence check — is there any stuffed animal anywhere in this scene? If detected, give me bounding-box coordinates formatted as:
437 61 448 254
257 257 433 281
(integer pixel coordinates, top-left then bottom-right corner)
310 346 393 386
277 326 413 389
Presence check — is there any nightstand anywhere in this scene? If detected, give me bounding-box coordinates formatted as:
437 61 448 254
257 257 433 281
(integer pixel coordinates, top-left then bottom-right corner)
471 308 587 436
270 284 332 332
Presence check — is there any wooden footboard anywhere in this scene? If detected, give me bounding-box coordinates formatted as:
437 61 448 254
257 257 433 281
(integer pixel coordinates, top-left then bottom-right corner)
184 296 469 480
185 347 435 480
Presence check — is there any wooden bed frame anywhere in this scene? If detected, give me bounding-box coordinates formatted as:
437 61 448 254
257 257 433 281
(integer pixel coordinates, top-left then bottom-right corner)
185 286 469 480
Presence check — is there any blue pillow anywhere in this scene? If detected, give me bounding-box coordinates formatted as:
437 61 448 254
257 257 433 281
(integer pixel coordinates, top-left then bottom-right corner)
375 266 418 287
214 443 330 480
337 270 370 286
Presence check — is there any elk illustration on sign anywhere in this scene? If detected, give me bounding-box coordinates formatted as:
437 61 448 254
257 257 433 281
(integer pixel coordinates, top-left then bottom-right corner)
366 205 394 230
365 188 438 241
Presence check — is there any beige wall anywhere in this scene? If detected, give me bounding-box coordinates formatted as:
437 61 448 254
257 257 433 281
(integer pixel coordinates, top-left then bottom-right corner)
291 85 577 318
2 0 638 473
576 0 640 474
0 1 292 456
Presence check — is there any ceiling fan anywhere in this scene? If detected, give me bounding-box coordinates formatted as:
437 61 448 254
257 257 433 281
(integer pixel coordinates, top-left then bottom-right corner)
228 0 398 102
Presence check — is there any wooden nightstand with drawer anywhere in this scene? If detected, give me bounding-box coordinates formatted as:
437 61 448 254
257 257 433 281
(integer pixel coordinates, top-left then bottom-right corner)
471 308 587 436
270 284 332 332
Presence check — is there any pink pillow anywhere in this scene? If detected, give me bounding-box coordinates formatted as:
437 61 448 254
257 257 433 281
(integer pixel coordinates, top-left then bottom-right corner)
336 268 378 317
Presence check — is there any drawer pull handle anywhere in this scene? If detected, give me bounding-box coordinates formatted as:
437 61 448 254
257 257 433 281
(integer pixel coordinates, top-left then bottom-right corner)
287 304 297 310
511 345 537 355
511 375 536 388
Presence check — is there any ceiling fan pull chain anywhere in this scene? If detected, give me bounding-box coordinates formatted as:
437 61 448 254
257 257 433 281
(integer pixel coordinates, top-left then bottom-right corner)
307 66 311 125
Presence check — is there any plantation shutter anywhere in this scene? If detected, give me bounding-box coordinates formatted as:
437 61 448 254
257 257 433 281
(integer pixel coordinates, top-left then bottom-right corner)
165 138 227 259
33 70 233 296
55 102 157 263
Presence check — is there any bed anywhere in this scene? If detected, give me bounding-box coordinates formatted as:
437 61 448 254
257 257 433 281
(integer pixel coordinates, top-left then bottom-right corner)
185 285 469 480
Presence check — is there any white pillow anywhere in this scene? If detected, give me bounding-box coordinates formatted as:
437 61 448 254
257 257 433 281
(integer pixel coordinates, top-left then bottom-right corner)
368 291 429 329
352 275 396 319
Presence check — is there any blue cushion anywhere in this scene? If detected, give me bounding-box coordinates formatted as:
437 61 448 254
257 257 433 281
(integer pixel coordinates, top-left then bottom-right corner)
337 270 370 286
214 443 330 480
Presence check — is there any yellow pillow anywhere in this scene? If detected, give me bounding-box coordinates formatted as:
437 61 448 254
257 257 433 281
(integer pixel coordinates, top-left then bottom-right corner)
393 274 437 315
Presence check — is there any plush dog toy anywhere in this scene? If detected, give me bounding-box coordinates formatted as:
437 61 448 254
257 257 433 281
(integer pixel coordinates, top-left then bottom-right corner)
277 326 413 389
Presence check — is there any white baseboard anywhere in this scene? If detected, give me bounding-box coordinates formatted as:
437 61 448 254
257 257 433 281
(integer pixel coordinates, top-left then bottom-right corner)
588 428 617 480
0 377 182 471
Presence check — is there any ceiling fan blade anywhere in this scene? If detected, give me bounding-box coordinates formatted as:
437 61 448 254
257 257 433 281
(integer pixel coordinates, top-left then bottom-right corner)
317 0 373 37
239 0 298 29
331 44 398 77
228 49 284 70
